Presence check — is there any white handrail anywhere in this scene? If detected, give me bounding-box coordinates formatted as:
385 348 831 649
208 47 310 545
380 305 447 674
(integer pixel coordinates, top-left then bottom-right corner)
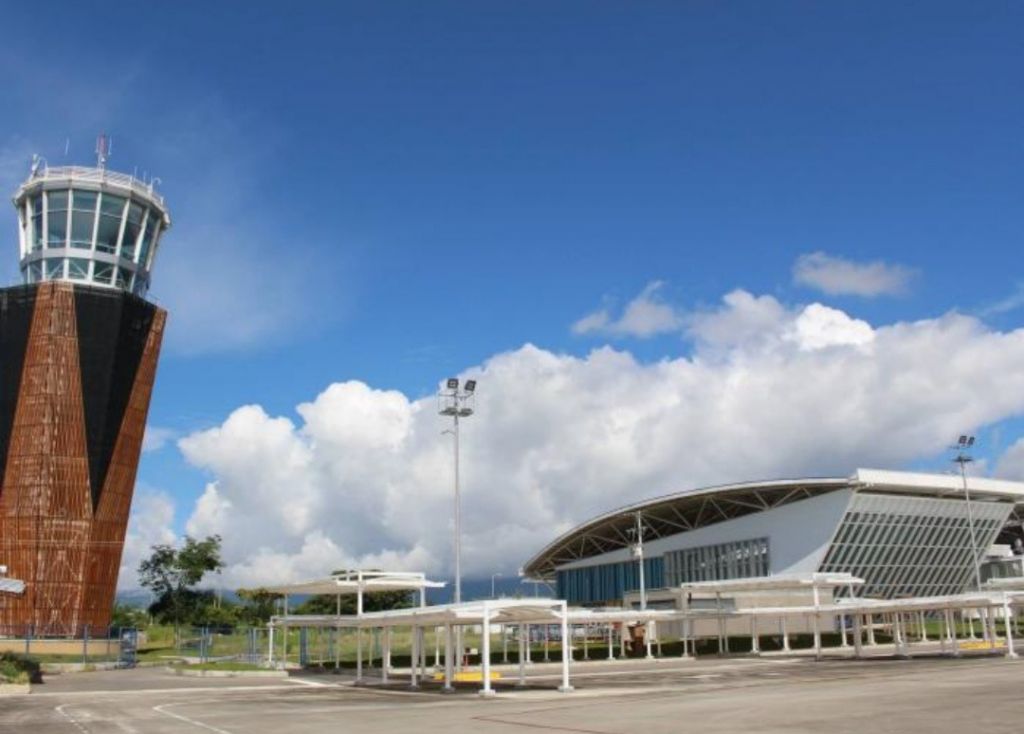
25 165 165 208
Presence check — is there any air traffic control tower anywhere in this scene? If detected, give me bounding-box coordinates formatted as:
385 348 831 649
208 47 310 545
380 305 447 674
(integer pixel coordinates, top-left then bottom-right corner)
0 139 169 633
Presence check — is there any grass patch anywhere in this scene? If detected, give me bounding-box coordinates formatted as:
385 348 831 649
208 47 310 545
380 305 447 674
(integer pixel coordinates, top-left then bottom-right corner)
0 652 41 684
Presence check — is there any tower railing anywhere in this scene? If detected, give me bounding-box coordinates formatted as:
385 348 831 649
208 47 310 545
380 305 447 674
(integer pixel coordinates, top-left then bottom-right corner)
24 166 165 207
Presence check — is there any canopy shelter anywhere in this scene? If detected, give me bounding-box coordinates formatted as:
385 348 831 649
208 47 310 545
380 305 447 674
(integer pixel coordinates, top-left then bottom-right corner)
679 585 1024 660
677 572 866 656
272 600 678 689
261 570 445 615
271 598 578 696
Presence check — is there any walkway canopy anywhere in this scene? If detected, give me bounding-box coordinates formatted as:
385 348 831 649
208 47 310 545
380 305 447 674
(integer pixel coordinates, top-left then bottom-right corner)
261 570 445 614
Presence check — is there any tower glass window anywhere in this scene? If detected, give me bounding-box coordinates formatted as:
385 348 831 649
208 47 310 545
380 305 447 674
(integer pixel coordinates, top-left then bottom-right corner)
96 194 126 254
46 258 65 280
67 258 90 280
70 190 98 249
46 191 68 248
30 195 43 252
92 262 114 285
121 203 144 260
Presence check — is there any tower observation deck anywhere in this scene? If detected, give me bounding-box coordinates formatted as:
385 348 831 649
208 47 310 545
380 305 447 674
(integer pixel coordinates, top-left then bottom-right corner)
0 140 170 634
12 150 170 297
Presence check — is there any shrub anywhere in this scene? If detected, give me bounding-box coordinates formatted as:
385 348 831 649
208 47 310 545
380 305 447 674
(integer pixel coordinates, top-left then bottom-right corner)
0 652 41 684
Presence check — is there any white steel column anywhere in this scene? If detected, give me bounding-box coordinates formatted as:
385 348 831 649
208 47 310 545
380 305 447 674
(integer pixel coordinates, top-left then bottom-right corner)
607 623 614 660
839 614 848 649
919 611 928 642
811 585 822 659
945 609 960 657
334 627 341 670
559 603 573 693
781 616 790 652
410 626 420 689
356 628 363 683
750 615 760 654
268 625 275 666
381 629 390 685
1004 601 1017 658
583 624 589 660
544 625 550 662
517 624 527 687
525 624 532 663
853 615 863 658
443 624 454 692
480 604 495 697
503 624 509 663
866 614 876 646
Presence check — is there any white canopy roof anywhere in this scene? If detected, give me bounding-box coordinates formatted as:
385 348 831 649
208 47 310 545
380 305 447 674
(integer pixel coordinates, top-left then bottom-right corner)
261 570 445 596
270 599 677 629
679 572 864 594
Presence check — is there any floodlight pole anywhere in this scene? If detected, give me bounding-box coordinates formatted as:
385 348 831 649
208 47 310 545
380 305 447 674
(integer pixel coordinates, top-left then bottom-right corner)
953 443 984 592
634 512 647 611
439 379 475 669
453 407 463 606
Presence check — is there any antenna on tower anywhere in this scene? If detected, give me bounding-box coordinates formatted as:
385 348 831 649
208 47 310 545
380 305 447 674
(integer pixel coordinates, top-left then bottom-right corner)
95 133 110 169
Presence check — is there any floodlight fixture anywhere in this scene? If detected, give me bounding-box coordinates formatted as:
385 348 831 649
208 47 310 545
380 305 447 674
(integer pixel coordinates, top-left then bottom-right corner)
447 378 459 390
958 435 968 446
967 436 975 447
465 379 476 393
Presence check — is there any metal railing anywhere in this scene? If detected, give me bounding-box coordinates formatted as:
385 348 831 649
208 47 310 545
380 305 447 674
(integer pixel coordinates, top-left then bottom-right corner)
24 166 165 208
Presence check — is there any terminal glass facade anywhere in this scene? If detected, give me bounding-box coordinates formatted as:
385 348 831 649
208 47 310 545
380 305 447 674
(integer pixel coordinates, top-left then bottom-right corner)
819 493 1010 598
664 537 770 585
556 557 664 605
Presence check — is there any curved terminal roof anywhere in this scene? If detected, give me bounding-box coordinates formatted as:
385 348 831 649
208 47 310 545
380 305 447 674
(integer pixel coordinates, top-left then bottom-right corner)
522 469 1024 581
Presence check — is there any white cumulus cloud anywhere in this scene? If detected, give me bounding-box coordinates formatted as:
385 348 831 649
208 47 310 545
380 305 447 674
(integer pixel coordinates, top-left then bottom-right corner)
141 292 1024 591
573 281 683 338
996 438 1024 480
793 252 915 297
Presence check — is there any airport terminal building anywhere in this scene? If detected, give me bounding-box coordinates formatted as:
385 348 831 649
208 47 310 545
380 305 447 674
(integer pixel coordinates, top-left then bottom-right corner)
523 470 1024 606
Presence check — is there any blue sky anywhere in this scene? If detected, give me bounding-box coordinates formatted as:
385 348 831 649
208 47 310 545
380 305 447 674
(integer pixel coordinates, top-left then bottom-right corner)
1 2 1023 587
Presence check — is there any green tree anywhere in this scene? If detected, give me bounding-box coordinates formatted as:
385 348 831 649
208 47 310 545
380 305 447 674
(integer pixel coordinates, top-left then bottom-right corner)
236 588 284 624
138 535 224 641
110 602 151 630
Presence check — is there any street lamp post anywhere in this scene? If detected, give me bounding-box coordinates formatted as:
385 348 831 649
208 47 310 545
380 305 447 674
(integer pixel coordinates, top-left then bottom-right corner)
952 435 984 592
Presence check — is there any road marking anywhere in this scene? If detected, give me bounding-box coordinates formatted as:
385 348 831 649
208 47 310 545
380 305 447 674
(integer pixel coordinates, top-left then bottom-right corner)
55 704 90 734
285 677 334 687
153 704 234 734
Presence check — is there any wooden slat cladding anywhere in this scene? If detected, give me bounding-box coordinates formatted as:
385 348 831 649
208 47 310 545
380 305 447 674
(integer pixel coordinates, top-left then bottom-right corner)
0 283 165 634
83 309 166 628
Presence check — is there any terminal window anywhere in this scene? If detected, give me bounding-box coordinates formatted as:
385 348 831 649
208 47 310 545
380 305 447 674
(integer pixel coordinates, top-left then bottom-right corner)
663 537 770 585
